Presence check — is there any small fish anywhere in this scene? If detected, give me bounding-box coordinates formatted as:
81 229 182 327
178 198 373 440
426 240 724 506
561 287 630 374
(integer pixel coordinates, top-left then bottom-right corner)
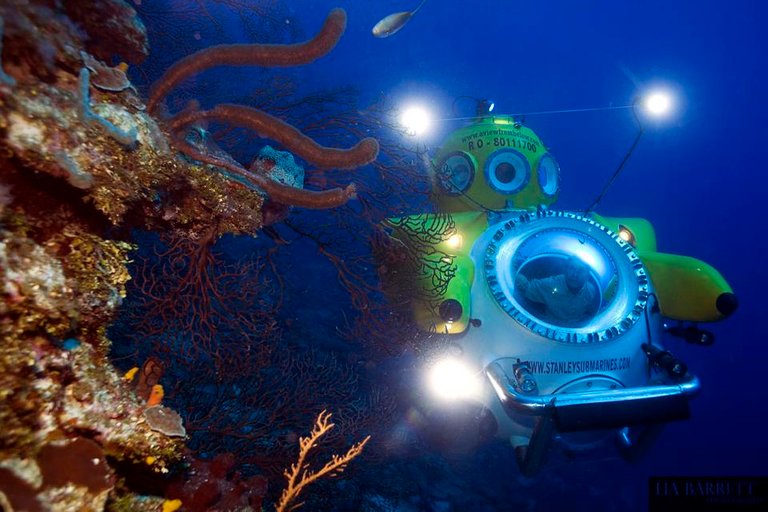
372 0 428 38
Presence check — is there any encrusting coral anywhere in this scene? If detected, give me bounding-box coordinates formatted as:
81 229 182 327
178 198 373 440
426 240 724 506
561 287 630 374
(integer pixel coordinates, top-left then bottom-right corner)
0 1 378 510
0 437 114 512
0 0 232 509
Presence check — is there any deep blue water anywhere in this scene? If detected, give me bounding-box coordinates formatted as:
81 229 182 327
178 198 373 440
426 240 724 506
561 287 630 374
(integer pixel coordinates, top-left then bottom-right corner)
123 1 767 510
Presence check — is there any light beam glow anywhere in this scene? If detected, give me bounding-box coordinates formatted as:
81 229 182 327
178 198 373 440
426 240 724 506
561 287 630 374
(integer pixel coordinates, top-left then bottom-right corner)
446 233 463 249
400 105 432 136
427 357 482 401
642 91 673 117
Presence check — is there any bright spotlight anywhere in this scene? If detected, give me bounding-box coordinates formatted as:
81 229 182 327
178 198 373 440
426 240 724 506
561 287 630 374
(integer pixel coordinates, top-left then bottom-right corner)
446 233 463 249
617 225 636 246
400 105 432 136
642 91 672 117
427 357 482 401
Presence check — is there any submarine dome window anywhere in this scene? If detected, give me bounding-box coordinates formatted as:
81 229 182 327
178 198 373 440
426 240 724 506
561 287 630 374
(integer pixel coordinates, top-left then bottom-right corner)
506 229 621 330
437 151 475 196
485 149 530 194
512 253 605 329
537 153 560 198
484 215 648 342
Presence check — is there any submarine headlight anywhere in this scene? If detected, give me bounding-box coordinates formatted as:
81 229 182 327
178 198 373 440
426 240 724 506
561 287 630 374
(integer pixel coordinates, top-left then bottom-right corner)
427 357 482 401
400 105 432 136
642 91 673 117
617 224 636 246
446 233 463 249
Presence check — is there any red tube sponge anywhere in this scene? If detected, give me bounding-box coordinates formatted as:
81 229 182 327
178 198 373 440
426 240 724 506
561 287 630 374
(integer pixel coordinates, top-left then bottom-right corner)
147 8 347 114
169 104 379 170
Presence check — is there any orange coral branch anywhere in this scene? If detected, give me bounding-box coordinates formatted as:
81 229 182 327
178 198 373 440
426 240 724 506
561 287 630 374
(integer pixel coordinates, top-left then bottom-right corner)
147 8 347 114
276 410 370 512
169 104 379 170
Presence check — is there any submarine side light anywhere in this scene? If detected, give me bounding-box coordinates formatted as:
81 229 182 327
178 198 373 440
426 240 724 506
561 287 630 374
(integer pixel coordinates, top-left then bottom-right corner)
617 224 637 246
427 357 483 401
642 91 672 118
586 87 678 213
400 105 433 137
446 233 463 249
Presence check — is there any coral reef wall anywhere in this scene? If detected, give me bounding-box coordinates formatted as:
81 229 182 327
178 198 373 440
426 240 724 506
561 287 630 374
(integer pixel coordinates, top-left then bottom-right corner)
0 0 406 508
0 0 270 510
0 0 389 509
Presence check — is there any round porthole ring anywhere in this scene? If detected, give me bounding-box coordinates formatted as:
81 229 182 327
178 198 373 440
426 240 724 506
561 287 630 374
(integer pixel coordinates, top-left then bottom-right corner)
436 151 476 196
536 152 561 198
484 148 531 195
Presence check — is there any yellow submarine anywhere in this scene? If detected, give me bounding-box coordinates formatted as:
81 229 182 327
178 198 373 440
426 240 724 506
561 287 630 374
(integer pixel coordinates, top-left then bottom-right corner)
380 108 737 475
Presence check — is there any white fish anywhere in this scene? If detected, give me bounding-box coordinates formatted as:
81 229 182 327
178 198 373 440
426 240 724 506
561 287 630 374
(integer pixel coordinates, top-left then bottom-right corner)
372 0 428 38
